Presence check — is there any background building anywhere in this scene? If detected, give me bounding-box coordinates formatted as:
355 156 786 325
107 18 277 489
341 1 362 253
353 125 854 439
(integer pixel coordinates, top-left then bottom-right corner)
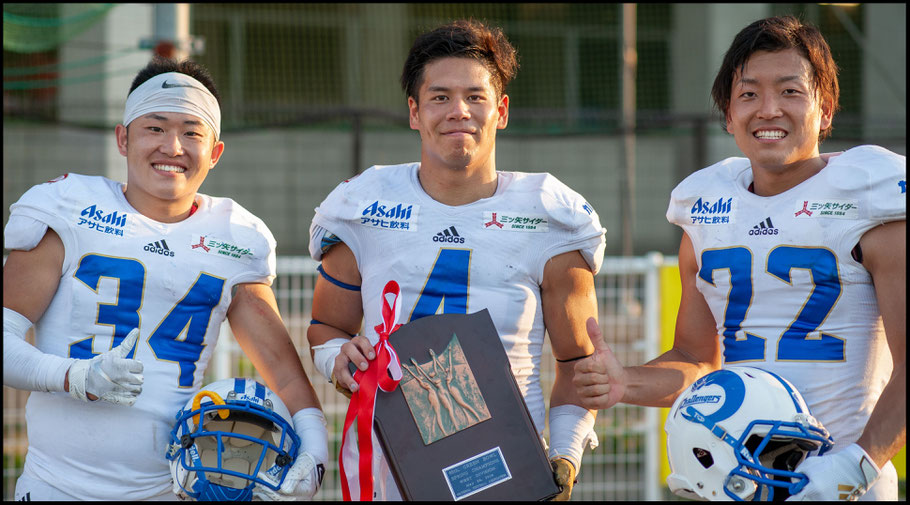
3 3 906 500
4 4 905 256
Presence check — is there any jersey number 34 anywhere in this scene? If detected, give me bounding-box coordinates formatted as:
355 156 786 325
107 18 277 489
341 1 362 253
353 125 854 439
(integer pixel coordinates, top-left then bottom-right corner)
69 253 225 387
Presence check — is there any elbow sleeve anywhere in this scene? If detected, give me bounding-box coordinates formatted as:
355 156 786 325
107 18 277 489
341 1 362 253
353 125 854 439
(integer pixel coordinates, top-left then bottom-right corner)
4 307 73 392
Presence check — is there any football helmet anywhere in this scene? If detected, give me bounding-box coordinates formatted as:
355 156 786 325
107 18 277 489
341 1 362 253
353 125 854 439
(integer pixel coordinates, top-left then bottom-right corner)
665 367 834 501
167 378 301 501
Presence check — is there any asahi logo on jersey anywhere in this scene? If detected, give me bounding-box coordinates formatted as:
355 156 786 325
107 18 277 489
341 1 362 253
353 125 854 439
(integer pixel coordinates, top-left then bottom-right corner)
482 211 549 232
748 217 778 236
359 200 419 231
688 197 735 225
189 234 255 264
144 239 175 257
899 180 906 193
793 199 859 219
77 204 128 237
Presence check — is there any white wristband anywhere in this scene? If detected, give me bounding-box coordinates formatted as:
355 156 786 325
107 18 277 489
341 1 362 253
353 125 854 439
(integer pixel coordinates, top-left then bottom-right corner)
311 338 348 382
293 408 329 466
3 307 74 393
548 404 598 474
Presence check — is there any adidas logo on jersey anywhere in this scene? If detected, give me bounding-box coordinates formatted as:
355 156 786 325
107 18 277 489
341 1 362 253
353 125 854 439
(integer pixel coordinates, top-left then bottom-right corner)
748 217 778 236
144 239 175 257
433 226 465 243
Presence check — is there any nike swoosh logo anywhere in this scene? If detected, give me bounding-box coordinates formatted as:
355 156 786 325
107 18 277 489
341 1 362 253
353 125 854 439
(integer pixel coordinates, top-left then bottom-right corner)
161 80 204 91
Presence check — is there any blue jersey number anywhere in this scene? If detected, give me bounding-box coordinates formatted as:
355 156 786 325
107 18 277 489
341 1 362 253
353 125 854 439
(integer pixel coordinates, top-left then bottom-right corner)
70 254 225 387
409 249 471 321
699 246 844 363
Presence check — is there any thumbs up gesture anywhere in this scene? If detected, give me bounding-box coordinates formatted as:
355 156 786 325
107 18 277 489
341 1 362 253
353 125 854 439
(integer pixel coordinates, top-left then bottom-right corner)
68 328 144 406
573 318 627 410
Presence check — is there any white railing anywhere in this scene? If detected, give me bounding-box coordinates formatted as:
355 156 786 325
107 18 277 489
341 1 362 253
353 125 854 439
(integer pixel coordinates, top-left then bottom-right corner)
3 254 668 501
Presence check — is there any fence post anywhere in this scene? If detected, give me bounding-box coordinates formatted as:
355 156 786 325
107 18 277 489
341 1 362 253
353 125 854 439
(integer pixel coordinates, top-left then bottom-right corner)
644 251 664 500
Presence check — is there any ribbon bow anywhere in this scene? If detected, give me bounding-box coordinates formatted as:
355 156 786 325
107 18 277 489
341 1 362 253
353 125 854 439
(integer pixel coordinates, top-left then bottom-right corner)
340 280 403 501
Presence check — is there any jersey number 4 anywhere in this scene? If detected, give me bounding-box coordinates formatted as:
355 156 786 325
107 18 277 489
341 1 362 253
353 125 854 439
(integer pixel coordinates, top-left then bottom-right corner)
409 249 471 321
69 253 225 387
700 246 845 363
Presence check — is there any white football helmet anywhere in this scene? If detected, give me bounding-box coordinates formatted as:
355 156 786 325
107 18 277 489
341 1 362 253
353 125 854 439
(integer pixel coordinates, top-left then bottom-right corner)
166 378 301 501
665 367 834 501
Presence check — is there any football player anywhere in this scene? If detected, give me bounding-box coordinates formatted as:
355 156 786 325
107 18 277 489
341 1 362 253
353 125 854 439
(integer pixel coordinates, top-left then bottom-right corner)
574 16 905 501
3 57 328 500
306 20 606 501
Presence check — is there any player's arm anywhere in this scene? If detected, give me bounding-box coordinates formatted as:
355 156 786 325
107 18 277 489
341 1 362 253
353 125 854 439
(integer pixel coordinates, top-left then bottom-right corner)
227 281 329 500
306 241 372 395
574 231 721 409
4 229 69 392
227 282 322 413
628 231 722 405
855 220 906 467
4 229 143 405
540 250 599 500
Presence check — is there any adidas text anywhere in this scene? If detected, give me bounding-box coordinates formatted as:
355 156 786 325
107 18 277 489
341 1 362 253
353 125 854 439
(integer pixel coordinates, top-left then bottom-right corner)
433 234 465 243
144 240 175 257
433 226 465 243
748 228 778 236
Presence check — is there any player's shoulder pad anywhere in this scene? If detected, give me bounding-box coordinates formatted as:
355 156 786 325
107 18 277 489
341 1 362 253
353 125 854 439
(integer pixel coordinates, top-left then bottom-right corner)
6 174 113 251
667 157 751 226
670 157 751 201
314 163 416 221
507 171 605 232
203 194 277 254
823 145 906 222
11 173 104 216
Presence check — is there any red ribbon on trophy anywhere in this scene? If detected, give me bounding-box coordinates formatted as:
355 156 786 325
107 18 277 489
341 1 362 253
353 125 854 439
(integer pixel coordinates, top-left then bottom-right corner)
340 280 403 501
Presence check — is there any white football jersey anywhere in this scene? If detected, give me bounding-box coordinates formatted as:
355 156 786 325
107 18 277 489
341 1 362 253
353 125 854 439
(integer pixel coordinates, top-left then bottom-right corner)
310 163 606 432
311 163 605 499
666 145 906 453
5 173 276 500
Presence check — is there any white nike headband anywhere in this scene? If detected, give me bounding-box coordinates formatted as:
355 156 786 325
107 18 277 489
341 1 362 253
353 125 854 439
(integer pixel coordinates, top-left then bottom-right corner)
123 71 221 140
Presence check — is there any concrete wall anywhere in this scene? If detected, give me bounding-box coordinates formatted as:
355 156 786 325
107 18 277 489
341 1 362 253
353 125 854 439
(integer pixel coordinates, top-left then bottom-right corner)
5 123 901 257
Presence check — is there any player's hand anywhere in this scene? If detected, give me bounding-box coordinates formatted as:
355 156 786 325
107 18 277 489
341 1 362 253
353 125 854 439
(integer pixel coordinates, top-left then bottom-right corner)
550 457 577 501
67 328 144 406
787 443 881 501
255 408 328 501
254 453 324 501
573 317 627 410
332 335 375 396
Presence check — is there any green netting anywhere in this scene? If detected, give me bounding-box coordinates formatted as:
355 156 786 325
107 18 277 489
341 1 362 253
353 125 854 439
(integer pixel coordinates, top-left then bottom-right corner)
3 3 115 53
0 3 898 142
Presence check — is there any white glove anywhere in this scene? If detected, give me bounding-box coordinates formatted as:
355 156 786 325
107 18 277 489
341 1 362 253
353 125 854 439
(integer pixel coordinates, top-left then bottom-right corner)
67 328 144 406
788 443 882 501
254 408 328 501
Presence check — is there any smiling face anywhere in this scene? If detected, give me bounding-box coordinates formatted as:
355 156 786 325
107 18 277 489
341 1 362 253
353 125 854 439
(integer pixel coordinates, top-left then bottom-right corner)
116 111 224 220
726 48 833 177
408 57 509 176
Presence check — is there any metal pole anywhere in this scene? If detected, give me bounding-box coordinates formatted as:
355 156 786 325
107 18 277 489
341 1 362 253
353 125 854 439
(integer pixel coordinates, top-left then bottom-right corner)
154 4 190 61
620 4 637 257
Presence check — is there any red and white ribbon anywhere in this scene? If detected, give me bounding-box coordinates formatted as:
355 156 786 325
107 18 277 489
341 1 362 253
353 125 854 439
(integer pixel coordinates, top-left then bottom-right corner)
340 280 403 501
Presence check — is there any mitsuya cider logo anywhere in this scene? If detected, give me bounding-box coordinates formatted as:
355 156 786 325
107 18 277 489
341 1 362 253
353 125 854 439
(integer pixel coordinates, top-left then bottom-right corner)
689 197 734 225
359 200 419 231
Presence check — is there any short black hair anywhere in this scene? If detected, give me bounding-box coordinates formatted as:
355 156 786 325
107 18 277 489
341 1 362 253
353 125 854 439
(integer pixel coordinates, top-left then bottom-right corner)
401 19 519 102
128 56 221 105
711 16 840 141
